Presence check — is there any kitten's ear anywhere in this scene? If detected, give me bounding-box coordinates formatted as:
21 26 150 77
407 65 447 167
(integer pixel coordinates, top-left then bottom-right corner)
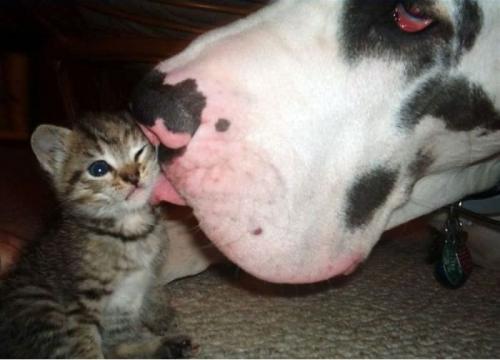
31 124 72 175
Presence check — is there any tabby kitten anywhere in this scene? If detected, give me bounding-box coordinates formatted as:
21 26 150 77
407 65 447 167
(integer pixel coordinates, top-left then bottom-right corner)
0 112 192 358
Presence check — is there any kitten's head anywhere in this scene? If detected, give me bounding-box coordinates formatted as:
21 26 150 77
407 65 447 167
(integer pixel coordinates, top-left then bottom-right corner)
31 112 159 216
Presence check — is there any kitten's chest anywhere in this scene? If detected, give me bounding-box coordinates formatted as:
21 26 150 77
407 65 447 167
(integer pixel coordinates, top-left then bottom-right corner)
119 235 160 268
103 211 162 270
103 236 158 315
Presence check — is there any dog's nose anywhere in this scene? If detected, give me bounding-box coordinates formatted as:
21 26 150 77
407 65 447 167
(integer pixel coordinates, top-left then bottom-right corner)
130 69 206 149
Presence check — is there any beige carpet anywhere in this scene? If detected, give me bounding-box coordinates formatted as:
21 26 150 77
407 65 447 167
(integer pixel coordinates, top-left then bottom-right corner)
167 231 500 358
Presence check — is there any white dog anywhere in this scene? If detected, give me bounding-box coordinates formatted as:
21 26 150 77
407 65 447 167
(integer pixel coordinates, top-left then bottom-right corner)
131 0 500 283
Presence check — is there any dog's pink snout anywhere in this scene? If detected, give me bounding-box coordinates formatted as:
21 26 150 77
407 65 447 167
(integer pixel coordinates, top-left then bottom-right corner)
131 69 207 205
150 173 186 206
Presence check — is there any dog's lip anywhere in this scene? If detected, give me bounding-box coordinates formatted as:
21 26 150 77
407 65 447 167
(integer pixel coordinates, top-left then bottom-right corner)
150 174 186 205
342 256 364 275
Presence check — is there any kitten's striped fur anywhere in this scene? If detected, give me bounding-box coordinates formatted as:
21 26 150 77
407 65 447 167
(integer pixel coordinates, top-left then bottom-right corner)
0 112 191 358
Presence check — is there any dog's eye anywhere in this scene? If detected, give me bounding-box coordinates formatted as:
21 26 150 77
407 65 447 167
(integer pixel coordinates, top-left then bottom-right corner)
393 3 433 33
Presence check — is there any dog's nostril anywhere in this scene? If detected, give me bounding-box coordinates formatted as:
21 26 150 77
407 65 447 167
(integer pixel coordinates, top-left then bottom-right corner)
130 69 206 137
252 227 263 236
215 118 231 132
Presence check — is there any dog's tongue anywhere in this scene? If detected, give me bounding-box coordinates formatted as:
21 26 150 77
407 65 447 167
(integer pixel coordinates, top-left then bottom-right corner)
151 174 186 205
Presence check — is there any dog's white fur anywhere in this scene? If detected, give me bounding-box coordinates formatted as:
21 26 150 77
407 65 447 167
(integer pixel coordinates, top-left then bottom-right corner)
151 0 500 283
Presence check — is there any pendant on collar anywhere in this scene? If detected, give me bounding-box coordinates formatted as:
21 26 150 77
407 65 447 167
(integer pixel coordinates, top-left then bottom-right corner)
431 205 473 289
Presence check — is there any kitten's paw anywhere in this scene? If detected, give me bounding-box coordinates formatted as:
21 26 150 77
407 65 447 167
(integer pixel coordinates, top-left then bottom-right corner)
143 305 178 336
154 336 195 359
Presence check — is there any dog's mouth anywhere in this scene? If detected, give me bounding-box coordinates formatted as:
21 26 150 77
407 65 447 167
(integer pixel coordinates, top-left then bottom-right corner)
150 173 186 205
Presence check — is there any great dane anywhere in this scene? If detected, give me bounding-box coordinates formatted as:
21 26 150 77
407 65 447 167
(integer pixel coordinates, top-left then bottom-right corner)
131 0 500 284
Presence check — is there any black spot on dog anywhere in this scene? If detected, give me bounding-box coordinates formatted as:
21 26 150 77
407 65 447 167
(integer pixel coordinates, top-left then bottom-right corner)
215 118 231 132
252 227 263 236
400 76 500 132
456 1 483 54
345 167 398 229
341 0 454 75
130 69 206 137
408 152 433 179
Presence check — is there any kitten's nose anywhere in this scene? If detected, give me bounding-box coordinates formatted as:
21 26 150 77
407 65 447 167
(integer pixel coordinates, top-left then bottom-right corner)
121 171 140 186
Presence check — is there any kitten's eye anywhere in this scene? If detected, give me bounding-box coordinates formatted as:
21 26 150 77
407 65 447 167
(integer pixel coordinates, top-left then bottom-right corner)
88 160 111 177
134 145 147 162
